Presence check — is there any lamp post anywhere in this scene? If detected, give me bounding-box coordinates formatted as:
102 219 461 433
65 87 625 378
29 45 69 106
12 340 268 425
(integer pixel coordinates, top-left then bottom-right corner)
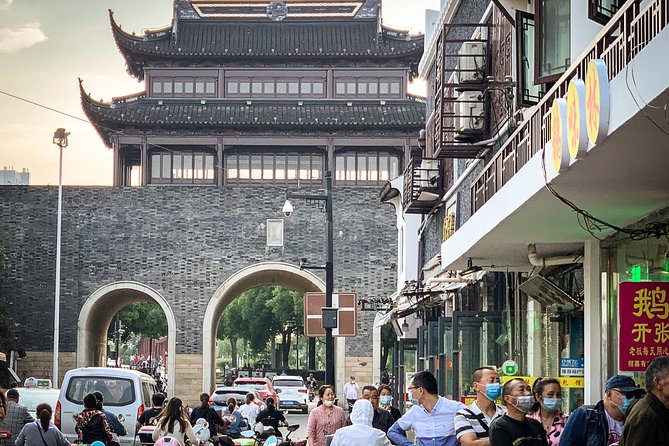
52 128 69 387
282 170 335 386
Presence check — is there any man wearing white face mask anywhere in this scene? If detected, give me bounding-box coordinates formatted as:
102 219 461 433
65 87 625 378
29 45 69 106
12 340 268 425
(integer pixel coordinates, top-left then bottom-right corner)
454 367 506 446
489 378 547 446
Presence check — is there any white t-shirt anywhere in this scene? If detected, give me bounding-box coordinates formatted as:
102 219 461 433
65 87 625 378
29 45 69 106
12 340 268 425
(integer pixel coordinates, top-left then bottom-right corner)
239 403 261 429
604 410 622 445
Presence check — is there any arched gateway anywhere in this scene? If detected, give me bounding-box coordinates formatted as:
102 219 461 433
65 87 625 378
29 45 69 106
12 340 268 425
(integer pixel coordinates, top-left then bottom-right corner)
0 0 421 400
77 282 178 397
202 262 326 392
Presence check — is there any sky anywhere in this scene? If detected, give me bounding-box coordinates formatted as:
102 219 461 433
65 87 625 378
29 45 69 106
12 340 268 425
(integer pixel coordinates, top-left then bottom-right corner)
0 0 438 185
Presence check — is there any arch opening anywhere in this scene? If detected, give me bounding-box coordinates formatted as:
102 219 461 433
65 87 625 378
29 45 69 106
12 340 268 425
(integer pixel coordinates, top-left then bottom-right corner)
77 282 177 397
203 262 326 392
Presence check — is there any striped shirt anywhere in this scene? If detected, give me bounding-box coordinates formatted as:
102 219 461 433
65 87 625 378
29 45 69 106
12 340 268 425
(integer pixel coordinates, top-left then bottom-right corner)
454 401 505 440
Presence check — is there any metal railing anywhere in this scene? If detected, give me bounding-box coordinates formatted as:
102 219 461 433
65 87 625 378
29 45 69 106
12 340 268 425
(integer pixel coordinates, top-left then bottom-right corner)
471 0 668 213
402 157 444 214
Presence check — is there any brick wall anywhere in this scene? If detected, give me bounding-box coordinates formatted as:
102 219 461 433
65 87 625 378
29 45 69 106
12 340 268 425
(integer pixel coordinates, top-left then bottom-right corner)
0 185 397 363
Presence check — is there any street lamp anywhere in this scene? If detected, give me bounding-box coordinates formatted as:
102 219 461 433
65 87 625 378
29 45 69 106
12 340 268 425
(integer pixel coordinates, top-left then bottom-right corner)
282 170 335 386
52 128 69 386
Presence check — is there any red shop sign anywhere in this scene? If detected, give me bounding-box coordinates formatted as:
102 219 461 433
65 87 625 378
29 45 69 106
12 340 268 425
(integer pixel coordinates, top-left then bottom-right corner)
619 282 669 371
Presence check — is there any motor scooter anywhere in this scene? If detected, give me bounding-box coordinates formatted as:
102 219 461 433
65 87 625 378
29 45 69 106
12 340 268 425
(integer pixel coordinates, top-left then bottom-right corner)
277 424 306 446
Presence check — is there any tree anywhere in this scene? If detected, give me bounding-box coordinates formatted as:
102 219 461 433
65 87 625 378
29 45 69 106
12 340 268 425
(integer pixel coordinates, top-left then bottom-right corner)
0 244 16 387
217 298 244 368
116 302 168 340
266 287 303 369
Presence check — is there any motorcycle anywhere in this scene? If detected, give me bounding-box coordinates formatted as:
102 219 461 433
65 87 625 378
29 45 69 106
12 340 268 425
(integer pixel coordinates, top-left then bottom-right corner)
193 418 215 446
277 424 306 446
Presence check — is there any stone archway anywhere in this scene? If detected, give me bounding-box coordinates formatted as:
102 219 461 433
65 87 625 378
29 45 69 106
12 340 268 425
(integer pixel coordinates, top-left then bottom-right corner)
77 281 177 397
202 262 328 392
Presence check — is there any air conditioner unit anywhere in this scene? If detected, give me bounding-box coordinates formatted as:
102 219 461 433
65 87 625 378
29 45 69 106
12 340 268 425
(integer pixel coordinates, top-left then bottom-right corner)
457 41 486 83
456 92 484 133
416 159 440 201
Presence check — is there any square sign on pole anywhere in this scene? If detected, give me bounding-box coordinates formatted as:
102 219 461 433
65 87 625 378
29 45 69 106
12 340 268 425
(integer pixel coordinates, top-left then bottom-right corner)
303 292 357 337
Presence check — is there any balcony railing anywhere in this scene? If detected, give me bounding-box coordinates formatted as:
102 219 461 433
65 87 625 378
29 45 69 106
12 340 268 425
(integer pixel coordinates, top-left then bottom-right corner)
403 158 444 214
471 0 668 214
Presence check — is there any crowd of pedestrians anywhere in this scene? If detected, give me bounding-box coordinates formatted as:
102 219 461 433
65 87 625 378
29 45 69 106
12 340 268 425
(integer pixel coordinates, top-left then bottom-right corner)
0 355 667 445
303 356 669 446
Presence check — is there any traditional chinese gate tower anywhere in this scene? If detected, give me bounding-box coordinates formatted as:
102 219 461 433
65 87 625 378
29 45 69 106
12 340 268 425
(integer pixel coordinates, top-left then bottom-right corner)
1 0 424 397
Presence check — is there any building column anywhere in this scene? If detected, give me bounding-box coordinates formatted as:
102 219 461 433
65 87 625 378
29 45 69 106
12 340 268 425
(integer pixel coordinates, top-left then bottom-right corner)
526 300 543 376
372 323 381 385
584 238 603 404
403 138 412 166
140 139 148 186
112 143 120 187
327 140 334 174
217 140 224 188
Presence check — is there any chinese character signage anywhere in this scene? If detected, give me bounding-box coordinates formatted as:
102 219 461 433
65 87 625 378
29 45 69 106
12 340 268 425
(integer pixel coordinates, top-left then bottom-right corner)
560 358 584 376
619 282 669 371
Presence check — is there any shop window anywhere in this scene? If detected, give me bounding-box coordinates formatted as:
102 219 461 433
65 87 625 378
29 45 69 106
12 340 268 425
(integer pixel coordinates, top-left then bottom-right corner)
163 82 173 94
252 82 263 94
152 81 162 94
517 11 545 106
228 82 239 94
535 0 571 83
313 82 324 95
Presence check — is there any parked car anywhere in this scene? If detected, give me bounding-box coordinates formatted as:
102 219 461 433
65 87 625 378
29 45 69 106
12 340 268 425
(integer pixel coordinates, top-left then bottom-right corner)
233 377 281 408
210 386 266 413
10 387 60 420
56 367 159 446
271 375 308 413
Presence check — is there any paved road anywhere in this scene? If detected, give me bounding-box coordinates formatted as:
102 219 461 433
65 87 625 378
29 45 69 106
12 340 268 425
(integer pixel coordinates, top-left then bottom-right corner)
280 401 317 440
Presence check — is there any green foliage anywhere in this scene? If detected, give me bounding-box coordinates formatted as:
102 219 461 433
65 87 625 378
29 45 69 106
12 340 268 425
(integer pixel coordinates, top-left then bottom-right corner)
117 302 168 340
217 286 304 365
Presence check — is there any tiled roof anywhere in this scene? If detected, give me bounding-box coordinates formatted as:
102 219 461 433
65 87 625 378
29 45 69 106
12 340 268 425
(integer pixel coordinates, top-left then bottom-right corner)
110 11 424 79
80 82 425 147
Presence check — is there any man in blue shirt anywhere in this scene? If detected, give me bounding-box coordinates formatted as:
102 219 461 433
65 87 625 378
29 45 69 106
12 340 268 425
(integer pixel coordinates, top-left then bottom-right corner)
388 371 465 446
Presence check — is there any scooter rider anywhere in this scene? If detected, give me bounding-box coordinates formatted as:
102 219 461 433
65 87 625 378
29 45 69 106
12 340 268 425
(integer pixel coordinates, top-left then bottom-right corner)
307 374 318 402
256 397 288 438
136 393 166 432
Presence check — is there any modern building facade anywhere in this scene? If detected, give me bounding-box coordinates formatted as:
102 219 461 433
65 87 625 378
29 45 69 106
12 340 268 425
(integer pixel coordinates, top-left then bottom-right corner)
0 167 30 185
386 0 669 410
0 0 424 399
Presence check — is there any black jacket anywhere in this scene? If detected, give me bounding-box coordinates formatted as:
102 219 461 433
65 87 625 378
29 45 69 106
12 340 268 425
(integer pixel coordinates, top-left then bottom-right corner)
620 392 669 446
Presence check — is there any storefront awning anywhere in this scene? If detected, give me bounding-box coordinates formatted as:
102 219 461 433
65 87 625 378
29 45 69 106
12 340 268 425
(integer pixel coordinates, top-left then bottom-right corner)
373 308 396 328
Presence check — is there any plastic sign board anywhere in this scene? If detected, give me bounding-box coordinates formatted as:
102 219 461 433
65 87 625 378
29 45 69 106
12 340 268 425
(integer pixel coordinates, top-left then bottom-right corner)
619 282 669 371
303 292 357 337
501 375 585 389
502 359 518 376
559 358 584 376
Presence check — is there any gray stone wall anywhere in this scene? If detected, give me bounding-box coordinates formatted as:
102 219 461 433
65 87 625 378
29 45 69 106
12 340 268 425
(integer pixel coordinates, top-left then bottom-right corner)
0 185 397 357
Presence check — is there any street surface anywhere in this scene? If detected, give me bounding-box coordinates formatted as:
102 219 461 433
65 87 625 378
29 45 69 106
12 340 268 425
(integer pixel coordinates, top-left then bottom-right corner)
280 401 317 440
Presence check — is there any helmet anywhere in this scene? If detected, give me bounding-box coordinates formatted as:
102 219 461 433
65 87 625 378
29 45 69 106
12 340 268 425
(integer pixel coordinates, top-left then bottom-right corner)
154 436 184 446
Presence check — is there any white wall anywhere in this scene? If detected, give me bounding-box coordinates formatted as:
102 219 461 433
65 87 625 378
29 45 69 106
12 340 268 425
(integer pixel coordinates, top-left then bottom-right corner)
570 0 602 62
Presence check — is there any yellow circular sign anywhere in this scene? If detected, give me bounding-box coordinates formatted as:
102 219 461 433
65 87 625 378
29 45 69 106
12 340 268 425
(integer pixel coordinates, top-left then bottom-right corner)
550 98 569 173
586 59 610 145
567 79 587 159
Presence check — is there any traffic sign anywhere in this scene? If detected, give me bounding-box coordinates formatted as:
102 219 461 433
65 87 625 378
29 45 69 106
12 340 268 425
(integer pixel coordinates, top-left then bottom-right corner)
303 292 357 337
502 360 518 376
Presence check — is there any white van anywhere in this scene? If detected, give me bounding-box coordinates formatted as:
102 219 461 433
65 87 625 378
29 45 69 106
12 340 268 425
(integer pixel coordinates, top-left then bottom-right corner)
56 367 159 446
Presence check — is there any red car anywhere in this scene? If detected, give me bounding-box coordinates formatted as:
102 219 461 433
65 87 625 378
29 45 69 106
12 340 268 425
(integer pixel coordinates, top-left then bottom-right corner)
233 377 281 409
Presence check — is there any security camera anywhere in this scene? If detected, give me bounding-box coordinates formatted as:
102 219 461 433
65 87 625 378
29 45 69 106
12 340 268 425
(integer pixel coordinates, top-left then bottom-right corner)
282 200 294 217
299 257 308 268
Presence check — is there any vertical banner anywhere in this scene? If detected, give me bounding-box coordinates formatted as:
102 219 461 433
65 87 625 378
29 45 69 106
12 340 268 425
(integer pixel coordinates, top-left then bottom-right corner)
619 282 669 371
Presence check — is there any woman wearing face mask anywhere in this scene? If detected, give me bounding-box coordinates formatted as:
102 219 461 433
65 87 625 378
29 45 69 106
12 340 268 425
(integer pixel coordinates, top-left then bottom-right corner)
306 385 348 446
489 378 548 446
377 385 402 421
528 378 566 446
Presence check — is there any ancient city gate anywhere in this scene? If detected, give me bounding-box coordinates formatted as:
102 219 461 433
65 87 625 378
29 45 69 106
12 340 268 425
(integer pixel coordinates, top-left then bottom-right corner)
0 0 424 398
